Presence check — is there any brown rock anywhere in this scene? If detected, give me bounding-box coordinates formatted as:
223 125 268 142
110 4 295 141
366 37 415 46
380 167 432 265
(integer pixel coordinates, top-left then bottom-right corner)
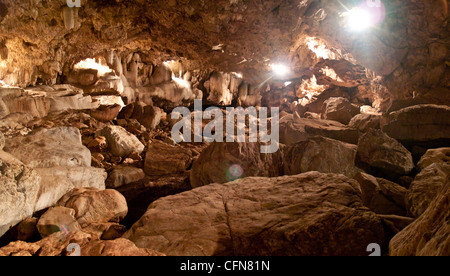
190 141 284 188
354 173 406 216
406 163 450 218
36 207 81 238
356 129 414 176
390 175 450 256
417 147 450 171
106 166 145 188
90 104 122 122
81 238 164 256
124 172 385 256
284 136 360 178
321 97 360 125
349 113 381 132
57 188 128 227
144 140 192 176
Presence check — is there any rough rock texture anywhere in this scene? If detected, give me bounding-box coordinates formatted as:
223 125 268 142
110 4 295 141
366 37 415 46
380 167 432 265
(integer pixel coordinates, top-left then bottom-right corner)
354 173 406 216
80 238 164 256
106 166 145 189
144 140 192 176
349 114 381 132
0 132 4 150
280 114 359 145
57 188 128 227
33 166 107 212
190 142 284 188
321 97 360 125
101 125 145 157
381 105 450 147
36 207 81 238
4 127 91 168
406 163 450 218
356 129 414 177
124 172 385 256
284 136 360 178
0 151 41 237
390 176 450 256
417 148 450 171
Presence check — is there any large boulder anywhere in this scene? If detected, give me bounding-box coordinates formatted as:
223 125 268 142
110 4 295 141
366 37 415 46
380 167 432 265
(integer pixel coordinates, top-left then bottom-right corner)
106 166 145 188
57 188 128 227
284 136 360 178
36 206 81 238
33 166 107 212
101 125 145 157
321 97 360 125
3 127 91 168
280 114 359 145
144 140 193 176
390 175 450 256
80 239 164 256
0 151 41 237
406 163 450 218
354 173 406 215
381 105 450 147
417 147 450 171
356 129 414 177
124 172 385 256
349 113 381 132
190 142 284 188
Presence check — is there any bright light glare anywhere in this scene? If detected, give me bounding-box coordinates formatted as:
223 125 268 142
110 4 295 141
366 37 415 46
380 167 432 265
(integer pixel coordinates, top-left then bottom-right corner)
74 58 112 76
346 8 374 32
271 64 290 77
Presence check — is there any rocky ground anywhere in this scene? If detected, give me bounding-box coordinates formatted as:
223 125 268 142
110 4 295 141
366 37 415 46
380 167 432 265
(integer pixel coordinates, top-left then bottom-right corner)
0 68 449 256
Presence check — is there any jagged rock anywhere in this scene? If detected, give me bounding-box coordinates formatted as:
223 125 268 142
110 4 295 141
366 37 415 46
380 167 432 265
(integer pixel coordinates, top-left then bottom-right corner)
149 63 172 85
0 151 41 237
80 238 164 256
101 125 145 157
349 114 381 132
321 97 360 125
205 71 234 106
381 105 450 147
90 104 122 122
0 132 4 150
279 114 359 145
4 127 91 168
124 172 385 256
144 140 193 177
406 163 450 218
57 188 128 227
106 166 145 188
36 207 81 238
390 175 450 256
356 129 414 177
33 166 107 212
417 147 450 171
284 136 360 178
190 142 284 188
354 173 406 216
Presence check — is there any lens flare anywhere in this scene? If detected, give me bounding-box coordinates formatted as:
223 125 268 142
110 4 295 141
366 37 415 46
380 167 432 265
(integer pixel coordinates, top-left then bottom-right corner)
227 164 244 181
271 64 290 77
344 1 386 32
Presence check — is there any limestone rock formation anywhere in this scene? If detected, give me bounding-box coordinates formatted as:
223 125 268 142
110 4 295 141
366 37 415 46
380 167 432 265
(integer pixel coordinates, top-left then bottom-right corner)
36 207 81 238
0 151 40 237
356 129 414 177
321 97 360 125
349 114 381 132
57 188 128 227
390 175 450 256
417 147 450 171
279 114 359 145
106 166 145 189
4 127 91 168
101 125 145 157
406 163 450 218
381 105 450 147
124 172 385 256
144 140 193 177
